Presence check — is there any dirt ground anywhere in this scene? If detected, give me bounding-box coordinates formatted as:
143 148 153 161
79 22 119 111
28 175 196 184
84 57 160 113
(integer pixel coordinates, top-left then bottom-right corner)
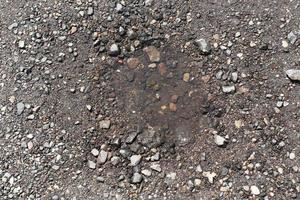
0 0 299 199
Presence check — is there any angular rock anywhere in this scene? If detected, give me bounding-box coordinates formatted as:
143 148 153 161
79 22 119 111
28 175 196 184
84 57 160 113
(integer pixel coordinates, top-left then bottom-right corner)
222 85 236 93
143 46 160 62
288 31 297 44
286 69 300 81
137 126 164 148
88 160 96 169
99 120 111 129
97 150 108 164
214 134 227 147
16 102 25 115
194 38 211 54
131 173 143 184
130 154 142 166
108 44 120 56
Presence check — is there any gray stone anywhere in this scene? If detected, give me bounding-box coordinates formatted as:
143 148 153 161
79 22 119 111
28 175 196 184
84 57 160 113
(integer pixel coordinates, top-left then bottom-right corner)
286 69 300 81
109 44 120 56
250 185 260 195
98 150 108 164
18 40 25 49
130 154 142 166
126 131 138 144
99 120 111 129
214 134 227 146
115 3 123 12
143 46 160 62
137 126 164 148
88 160 96 169
16 102 25 115
8 22 18 30
91 148 99 157
222 85 236 93
141 169 152 176
194 38 211 54
150 163 162 172
87 7 94 16
288 31 297 44
131 173 143 183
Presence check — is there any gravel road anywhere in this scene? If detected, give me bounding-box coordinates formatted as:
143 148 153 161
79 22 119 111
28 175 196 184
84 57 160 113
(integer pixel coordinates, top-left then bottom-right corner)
0 0 299 199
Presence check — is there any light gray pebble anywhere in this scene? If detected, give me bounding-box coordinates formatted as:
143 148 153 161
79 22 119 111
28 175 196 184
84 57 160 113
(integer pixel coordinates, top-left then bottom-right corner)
222 85 236 93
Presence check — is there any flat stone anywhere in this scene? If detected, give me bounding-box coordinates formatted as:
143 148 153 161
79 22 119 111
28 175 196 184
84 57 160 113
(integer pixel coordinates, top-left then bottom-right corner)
141 169 152 176
150 163 162 172
126 131 138 144
97 150 108 164
194 38 211 54
130 155 142 166
99 120 111 129
143 46 160 62
286 69 300 81
16 102 25 115
222 85 236 93
127 58 140 69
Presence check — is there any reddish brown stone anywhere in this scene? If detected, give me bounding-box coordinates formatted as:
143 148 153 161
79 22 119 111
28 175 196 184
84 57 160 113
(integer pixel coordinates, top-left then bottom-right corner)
169 103 177 112
158 63 167 75
127 58 140 69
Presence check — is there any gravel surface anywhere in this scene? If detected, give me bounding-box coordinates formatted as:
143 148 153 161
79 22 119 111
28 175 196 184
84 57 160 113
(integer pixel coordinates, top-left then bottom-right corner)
0 0 300 199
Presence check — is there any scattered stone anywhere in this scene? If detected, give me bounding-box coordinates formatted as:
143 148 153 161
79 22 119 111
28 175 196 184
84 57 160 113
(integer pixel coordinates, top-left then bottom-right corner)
88 160 96 169
169 103 177 112
194 38 211 54
16 102 25 115
289 152 295 160
286 69 300 81
96 176 105 182
91 148 99 157
126 131 138 144
148 63 157 68
183 73 190 82
8 22 18 30
99 120 111 129
150 163 162 172
137 126 164 148
127 58 140 69
202 171 216 183
111 156 121 166
87 7 94 16
141 169 152 177
130 155 142 166
98 150 108 164
109 44 120 56
18 40 25 49
158 63 167 75
143 46 160 62
196 165 203 173
115 3 123 12
222 85 236 93
250 185 260 195
282 40 289 48
288 31 297 44
214 134 227 147
131 173 143 183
